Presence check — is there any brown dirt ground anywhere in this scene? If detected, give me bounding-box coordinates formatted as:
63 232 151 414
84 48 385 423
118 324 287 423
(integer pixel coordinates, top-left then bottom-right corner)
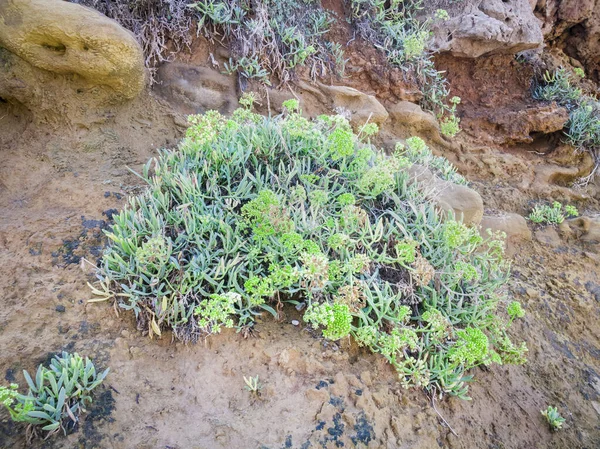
1 51 600 449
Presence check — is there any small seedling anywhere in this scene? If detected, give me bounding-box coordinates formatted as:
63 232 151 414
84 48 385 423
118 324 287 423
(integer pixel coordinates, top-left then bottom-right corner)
243 375 262 396
564 205 579 217
541 405 565 431
573 67 585 78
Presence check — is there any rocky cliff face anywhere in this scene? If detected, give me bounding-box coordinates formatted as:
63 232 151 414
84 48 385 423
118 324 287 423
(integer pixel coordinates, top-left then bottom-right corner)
427 0 599 82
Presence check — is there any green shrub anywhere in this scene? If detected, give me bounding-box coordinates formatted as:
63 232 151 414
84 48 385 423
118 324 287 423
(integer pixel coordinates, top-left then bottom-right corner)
573 67 585 78
566 98 600 152
93 100 525 399
534 68 583 106
439 96 462 137
542 405 566 431
0 352 109 438
73 0 344 84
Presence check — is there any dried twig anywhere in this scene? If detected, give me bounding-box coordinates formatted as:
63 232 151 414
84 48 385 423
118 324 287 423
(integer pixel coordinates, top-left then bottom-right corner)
430 392 458 437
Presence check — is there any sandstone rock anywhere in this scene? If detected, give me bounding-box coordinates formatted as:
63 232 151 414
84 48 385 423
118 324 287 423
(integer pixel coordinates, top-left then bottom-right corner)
0 48 77 124
316 402 338 423
559 216 600 244
372 390 389 408
409 165 484 226
260 81 330 118
155 63 238 115
329 372 350 397
431 0 544 58
317 84 389 128
341 411 356 428
480 213 532 255
278 348 302 371
386 101 442 138
436 182 484 226
485 103 569 145
345 374 362 389
534 226 562 247
534 164 585 188
530 162 594 202
360 370 373 387
0 0 145 99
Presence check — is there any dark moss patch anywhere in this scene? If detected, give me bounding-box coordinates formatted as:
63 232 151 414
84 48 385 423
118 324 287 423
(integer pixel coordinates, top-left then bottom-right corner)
52 214 115 266
102 208 119 221
329 395 344 410
41 342 76 367
322 413 345 448
78 389 116 448
350 412 374 445
4 368 16 382
315 380 328 390
283 435 293 448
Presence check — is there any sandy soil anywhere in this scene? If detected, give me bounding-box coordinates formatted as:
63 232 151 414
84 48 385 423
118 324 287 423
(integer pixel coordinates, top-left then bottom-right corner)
1 76 599 449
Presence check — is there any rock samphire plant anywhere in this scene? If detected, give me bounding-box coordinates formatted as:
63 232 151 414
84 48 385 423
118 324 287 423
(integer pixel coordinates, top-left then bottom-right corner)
92 97 526 399
0 352 109 439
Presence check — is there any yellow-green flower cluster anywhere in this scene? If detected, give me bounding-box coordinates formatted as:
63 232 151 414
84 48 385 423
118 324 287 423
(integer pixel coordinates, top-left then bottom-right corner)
194 292 238 333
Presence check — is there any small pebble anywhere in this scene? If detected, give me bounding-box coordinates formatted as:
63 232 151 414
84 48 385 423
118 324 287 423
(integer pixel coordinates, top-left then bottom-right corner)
291 320 300 326
55 305 66 313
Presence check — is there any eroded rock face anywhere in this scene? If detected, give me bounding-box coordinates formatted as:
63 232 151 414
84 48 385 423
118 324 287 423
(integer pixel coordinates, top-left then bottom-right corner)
155 64 239 115
560 216 600 244
387 101 439 135
534 0 600 82
431 0 544 58
0 0 145 99
434 53 572 146
535 0 596 39
482 102 569 145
